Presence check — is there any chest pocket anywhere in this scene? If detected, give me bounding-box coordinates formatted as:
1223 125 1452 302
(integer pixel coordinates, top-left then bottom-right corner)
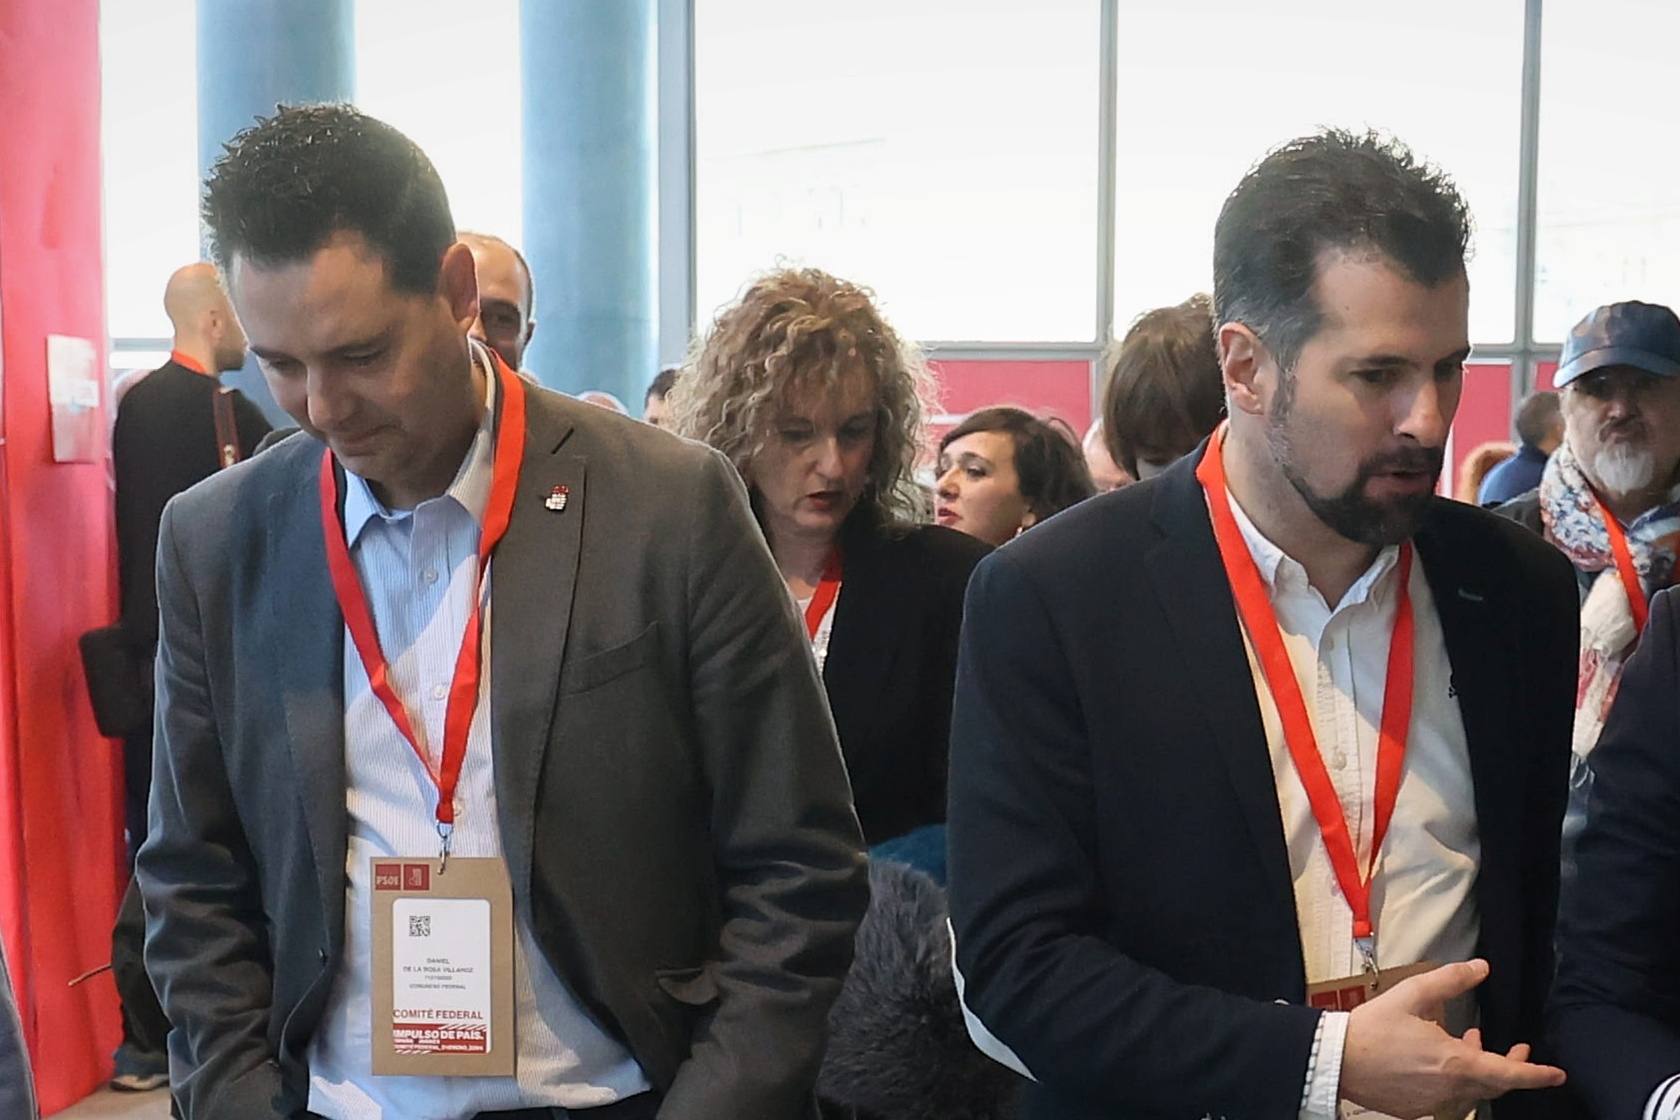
561 622 660 695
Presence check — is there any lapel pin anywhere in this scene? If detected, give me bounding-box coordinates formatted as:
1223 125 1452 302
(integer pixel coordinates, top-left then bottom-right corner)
544 485 570 512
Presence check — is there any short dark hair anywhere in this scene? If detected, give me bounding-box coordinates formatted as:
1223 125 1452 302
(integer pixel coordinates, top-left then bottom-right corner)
202 103 457 295
1514 389 1561 448
647 366 679 404
1103 295 1225 476
1213 129 1471 373
940 406 1095 524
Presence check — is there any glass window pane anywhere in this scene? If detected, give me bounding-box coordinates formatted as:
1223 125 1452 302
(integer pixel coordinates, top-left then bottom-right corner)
1534 0 1680 342
1111 1 1523 347
695 0 1101 343
356 0 523 245
102 0 200 342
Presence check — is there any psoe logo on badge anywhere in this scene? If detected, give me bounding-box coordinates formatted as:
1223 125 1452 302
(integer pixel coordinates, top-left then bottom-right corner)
404 863 431 891
374 863 403 891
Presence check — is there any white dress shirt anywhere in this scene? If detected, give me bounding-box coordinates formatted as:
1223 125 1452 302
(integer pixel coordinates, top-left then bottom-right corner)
307 361 650 1119
1224 493 1481 1120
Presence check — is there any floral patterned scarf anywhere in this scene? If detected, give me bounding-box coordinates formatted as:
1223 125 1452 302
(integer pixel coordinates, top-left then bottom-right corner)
1539 441 1680 755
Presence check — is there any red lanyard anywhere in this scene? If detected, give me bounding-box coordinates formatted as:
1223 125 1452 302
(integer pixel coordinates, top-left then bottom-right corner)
319 356 526 852
1195 427 1415 944
803 549 843 641
1595 495 1649 634
170 350 207 375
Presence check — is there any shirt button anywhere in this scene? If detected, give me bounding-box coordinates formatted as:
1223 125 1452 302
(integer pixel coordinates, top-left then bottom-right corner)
1330 750 1348 770
422 568 439 584
431 684 447 700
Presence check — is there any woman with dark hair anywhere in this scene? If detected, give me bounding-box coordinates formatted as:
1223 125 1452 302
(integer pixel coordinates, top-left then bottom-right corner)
1103 293 1226 479
670 267 989 850
935 406 1096 547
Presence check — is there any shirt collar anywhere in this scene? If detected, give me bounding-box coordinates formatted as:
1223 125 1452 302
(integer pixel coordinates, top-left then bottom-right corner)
1223 484 1402 611
342 344 498 546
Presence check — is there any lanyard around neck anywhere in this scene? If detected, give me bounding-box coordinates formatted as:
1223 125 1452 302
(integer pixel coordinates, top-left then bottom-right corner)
170 350 207 375
803 548 843 641
319 355 527 857
1594 494 1650 634
1195 426 1415 946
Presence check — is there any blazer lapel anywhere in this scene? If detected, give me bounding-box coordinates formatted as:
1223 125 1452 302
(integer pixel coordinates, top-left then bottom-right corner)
268 452 348 943
488 395 585 905
1412 511 1521 897
1142 458 1296 921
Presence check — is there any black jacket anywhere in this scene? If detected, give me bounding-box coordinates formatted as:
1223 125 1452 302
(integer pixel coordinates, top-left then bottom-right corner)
826 512 990 845
948 448 1579 1120
1551 587 1680 1117
113 360 271 645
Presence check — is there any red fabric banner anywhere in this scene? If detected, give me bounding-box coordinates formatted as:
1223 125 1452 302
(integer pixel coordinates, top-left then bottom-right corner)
0 0 125 1111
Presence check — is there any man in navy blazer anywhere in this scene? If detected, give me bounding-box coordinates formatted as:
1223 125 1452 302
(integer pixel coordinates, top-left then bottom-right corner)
1551 586 1680 1117
948 130 1578 1119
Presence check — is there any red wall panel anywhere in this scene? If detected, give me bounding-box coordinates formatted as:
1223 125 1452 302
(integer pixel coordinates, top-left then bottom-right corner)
927 358 1094 439
0 0 124 1111
1450 361 1515 494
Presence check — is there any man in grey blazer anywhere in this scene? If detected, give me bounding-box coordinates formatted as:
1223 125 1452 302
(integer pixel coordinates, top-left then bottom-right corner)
0 932 37 1119
135 104 868 1120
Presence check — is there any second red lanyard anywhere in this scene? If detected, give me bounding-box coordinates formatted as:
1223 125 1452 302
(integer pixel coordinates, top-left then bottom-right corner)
1196 428 1415 944
804 549 843 641
1596 494 1649 634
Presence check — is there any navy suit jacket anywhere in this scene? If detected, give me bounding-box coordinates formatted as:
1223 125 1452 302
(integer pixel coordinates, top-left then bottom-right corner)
1551 587 1680 1117
948 448 1578 1120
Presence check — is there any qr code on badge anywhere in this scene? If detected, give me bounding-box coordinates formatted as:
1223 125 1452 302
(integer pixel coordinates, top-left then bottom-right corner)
409 914 431 938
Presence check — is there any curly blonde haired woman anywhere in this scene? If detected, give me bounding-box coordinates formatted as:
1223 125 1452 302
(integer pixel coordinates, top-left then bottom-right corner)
671 268 989 856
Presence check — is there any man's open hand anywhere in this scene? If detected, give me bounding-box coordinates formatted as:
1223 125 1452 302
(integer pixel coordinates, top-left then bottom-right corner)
1339 959 1565 1119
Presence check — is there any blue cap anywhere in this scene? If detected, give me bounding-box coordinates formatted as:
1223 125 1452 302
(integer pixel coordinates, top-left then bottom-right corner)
1555 300 1680 387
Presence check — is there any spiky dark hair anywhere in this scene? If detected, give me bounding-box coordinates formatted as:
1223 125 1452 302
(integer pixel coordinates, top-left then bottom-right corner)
202 102 456 294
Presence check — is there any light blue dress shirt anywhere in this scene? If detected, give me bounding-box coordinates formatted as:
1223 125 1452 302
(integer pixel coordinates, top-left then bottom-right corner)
306 362 649 1119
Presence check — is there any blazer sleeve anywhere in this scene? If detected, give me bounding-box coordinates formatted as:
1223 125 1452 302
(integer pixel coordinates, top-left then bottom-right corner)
135 499 286 1120
657 450 870 1120
947 547 1321 1118
1550 587 1680 1118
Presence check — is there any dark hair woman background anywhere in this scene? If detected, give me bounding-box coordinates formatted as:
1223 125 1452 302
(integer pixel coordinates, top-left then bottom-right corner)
935 406 1095 547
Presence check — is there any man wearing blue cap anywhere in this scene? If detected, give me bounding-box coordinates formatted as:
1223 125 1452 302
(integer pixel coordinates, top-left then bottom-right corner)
1497 301 1680 876
1547 309 1680 1120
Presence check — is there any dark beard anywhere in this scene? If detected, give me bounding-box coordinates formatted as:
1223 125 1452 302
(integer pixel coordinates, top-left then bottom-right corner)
1268 371 1442 547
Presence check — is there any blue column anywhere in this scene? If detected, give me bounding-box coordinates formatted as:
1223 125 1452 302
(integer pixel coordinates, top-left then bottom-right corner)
520 0 658 402
196 0 354 424
196 0 355 177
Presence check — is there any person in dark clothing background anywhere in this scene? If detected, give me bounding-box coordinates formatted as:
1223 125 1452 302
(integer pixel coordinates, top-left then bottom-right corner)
1477 390 1561 506
671 267 989 861
1495 300 1680 896
107 261 270 1091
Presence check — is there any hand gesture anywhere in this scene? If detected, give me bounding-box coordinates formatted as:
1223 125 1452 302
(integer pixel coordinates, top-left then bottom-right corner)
1339 959 1565 1119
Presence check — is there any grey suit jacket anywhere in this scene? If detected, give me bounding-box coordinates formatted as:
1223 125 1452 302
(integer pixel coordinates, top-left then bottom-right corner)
136 385 869 1120
0 934 36 1119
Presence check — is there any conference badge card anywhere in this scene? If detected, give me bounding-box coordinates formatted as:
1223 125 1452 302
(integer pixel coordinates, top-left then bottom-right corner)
371 857 515 1075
